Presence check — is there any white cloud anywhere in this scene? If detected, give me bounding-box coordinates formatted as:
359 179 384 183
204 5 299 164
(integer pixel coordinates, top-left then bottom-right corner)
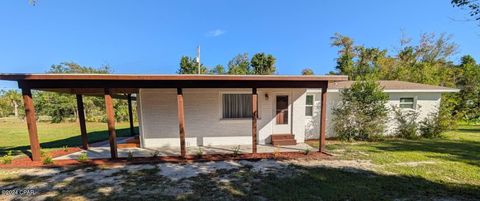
206 29 226 37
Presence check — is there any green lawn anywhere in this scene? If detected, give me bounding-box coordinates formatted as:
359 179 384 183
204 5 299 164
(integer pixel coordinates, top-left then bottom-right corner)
1 120 479 200
0 117 137 156
297 124 480 200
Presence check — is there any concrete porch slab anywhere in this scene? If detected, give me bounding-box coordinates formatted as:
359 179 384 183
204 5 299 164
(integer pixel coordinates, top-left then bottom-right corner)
54 143 314 160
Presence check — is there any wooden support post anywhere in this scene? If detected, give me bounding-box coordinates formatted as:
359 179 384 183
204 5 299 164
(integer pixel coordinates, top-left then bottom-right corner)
127 94 135 136
252 88 258 154
104 89 118 159
76 94 89 150
319 85 327 153
177 88 186 158
22 88 41 161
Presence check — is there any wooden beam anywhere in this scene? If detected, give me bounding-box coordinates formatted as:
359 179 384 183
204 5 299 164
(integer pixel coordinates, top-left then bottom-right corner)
177 88 186 158
319 86 327 152
104 89 118 159
76 94 88 150
18 80 337 89
22 88 41 161
252 88 258 154
127 94 135 136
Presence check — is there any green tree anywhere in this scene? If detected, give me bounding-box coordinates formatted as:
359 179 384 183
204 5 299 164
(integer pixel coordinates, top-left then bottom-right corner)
455 55 480 121
48 62 111 74
250 53 276 75
331 33 355 79
332 77 389 141
209 64 226 74
301 68 314 75
227 53 251 74
452 0 480 22
177 56 207 74
4 90 22 118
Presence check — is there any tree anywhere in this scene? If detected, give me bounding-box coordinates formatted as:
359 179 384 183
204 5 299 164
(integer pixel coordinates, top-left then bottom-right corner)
177 56 207 74
455 55 480 121
452 0 480 22
250 53 276 75
209 65 226 74
48 62 111 74
4 90 22 118
227 53 251 75
331 33 355 79
301 68 314 75
332 77 389 141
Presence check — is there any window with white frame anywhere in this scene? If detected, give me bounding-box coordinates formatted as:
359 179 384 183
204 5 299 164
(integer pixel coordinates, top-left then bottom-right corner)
305 95 314 116
222 94 252 119
399 98 415 109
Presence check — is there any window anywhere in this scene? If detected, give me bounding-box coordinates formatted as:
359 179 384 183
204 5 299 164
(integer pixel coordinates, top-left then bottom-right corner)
305 95 314 116
399 98 415 109
222 94 252 119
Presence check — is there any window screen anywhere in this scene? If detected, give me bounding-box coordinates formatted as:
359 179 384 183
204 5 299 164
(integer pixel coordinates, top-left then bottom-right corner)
399 98 415 109
222 94 252 118
305 95 314 116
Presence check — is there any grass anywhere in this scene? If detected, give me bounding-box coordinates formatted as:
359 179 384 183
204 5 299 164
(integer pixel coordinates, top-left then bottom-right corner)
0 117 137 157
0 120 479 200
300 124 480 200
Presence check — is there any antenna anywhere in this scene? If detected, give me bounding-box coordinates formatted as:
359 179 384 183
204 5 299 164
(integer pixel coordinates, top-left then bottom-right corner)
196 45 201 74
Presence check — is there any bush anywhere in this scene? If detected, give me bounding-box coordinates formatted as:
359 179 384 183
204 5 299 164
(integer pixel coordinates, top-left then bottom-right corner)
231 145 241 157
43 155 53 165
420 110 447 138
78 152 89 162
332 78 389 141
392 105 421 139
1 151 13 164
195 147 203 158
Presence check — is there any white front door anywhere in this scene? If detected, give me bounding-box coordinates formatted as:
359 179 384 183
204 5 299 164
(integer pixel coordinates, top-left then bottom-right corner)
272 95 291 134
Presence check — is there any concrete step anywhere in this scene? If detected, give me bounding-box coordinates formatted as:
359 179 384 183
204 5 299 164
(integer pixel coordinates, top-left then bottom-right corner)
272 139 297 146
118 143 140 148
271 134 295 141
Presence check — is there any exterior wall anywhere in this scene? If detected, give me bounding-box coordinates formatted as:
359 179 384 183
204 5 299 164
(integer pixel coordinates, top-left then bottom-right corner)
311 91 442 138
139 88 308 148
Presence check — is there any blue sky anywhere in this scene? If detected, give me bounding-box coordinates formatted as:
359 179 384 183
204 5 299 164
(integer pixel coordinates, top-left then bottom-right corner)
0 0 479 89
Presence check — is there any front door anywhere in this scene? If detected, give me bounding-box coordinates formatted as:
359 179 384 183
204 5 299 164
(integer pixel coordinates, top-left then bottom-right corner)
273 95 290 133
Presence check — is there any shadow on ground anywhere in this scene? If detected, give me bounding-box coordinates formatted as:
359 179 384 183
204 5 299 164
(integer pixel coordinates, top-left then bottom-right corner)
1 160 479 201
0 127 138 156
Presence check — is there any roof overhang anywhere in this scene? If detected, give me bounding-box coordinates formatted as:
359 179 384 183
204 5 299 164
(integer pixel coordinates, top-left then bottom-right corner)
327 89 460 93
0 74 348 95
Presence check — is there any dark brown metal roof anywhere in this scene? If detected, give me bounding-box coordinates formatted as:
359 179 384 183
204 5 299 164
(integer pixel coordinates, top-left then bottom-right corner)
0 74 348 81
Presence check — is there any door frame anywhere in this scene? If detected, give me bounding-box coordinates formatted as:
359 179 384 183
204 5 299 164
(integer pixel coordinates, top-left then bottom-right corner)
272 93 292 134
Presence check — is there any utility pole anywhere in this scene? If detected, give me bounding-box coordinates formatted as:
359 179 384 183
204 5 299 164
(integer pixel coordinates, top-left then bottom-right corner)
196 45 201 74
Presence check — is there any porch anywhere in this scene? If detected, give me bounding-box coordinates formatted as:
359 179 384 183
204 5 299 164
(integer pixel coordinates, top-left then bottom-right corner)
0 74 348 161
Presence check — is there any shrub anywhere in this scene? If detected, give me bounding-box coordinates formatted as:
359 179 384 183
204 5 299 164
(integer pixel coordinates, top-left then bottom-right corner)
195 147 203 158
392 105 421 139
127 151 134 160
332 78 389 141
150 150 160 158
304 147 311 155
78 152 89 162
1 151 13 164
232 145 241 157
420 110 447 138
63 145 69 152
43 155 53 165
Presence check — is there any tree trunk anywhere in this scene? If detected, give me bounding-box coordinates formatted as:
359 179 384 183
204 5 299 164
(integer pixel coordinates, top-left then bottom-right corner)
13 101 18 118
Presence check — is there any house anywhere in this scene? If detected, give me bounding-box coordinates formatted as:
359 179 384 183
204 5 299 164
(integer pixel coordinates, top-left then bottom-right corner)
0 74 459 161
